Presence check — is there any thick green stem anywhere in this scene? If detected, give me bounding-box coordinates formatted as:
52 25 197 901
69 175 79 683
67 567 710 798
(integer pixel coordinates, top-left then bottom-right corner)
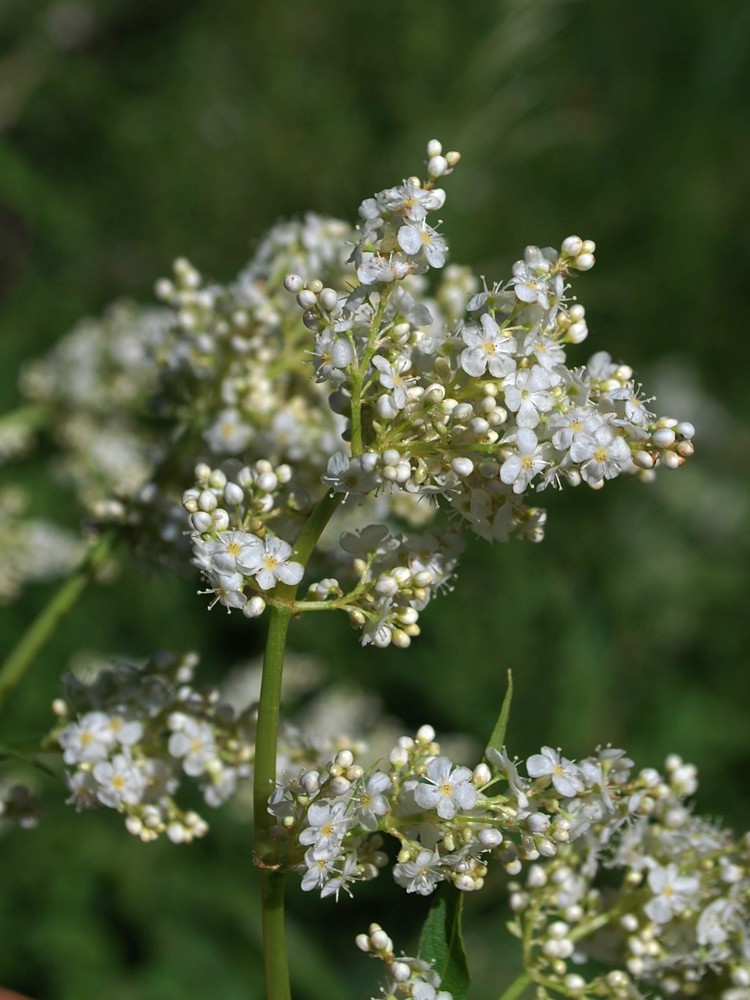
254 603 293 1000
497 971 533 1000
0 531 116 713
252 488 343 1000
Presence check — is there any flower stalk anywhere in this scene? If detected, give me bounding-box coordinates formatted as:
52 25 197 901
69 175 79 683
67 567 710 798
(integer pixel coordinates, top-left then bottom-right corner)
0 531 116 713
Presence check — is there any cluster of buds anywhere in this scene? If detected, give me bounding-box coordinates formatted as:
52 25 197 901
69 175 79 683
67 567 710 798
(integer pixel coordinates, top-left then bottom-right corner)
356 923 452 1000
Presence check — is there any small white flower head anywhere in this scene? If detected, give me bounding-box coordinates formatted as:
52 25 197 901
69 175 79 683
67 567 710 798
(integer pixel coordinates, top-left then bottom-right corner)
393 848 444 895
322 452 381 496
372 354 413 410
397 221 448 269
644 863 700 924
570 422 632 485
168 718 217 777
59 710 115 765
499 428 548 494
92 753 146 808
352 771 392 831
413 755 477 819
460 313 517 379
526 746 585 798
503 366 556 429
299 800 352 859
357 252 412 285
244 536 304 591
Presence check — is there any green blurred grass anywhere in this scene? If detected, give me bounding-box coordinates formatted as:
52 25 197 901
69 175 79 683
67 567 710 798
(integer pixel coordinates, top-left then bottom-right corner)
1 1 748 997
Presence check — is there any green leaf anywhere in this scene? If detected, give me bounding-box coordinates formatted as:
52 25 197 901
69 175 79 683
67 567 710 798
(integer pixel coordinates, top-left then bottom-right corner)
418 884 471 999
484 668 513 758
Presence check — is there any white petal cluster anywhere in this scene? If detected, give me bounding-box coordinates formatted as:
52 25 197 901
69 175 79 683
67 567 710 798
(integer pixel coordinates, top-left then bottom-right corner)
506 752 750 999
53 652 253 842
270 727 749 1000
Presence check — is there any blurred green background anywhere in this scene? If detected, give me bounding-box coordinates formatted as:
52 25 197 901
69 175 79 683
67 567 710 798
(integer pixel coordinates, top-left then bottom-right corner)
1 0 749 997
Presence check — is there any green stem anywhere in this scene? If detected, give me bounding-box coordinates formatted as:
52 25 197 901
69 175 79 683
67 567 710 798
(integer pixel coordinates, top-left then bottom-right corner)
254 603 293 1000
349 288 391 456
252 488 343 1000
0 531 116 713
497 970 532 1000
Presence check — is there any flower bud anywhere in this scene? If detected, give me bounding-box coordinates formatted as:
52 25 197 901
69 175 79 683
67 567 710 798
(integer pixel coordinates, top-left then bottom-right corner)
428 154 448 178
319 287 338 312
283 273 303 292
191 511 213 532
223 482 244 505
561 236 583 256
242 596 266 618
451 456 474 477
296 289 317 310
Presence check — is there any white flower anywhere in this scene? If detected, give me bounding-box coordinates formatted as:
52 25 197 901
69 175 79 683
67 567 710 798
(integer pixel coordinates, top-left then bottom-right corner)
203 408 254 453
644 863 700 924
499 428 548 493
526 746 585 798
242 536 304 591
352 772 392 830
299 800 352 859
503 366 556 428
397 222 447 268
393 848 444 895
486 748 530 809
509 245 563 310
92 753 146 808
200 570 248 610
357 252 412 285
59 711 115 765
696 898 739 947
319 852 360 900
322 452 382 496
210 530 263 575
168 718 218 777
372 354 412 410
460 314 517 379
301 847 337 892
378 180 445 220
313 331 355 383
569 422 632 485
413 756 477 819
104 713 143 748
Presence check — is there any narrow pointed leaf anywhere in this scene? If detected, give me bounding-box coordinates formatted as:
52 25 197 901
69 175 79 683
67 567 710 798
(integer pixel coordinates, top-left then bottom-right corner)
484 669 513 758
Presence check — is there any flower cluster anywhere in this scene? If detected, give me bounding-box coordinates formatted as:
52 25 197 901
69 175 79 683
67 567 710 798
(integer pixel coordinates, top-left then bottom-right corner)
19 302 171 507
52 652 255 842
269 729 749 998
50 650 398 841
506 753 750 998
185 459 464 644
285 145 694 551
172 140 695 651
2 142 694 645
0 486 86 603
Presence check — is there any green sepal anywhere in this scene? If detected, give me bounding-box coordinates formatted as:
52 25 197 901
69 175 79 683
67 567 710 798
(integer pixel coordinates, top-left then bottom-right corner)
484 669 513 758
418 884 471 1000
